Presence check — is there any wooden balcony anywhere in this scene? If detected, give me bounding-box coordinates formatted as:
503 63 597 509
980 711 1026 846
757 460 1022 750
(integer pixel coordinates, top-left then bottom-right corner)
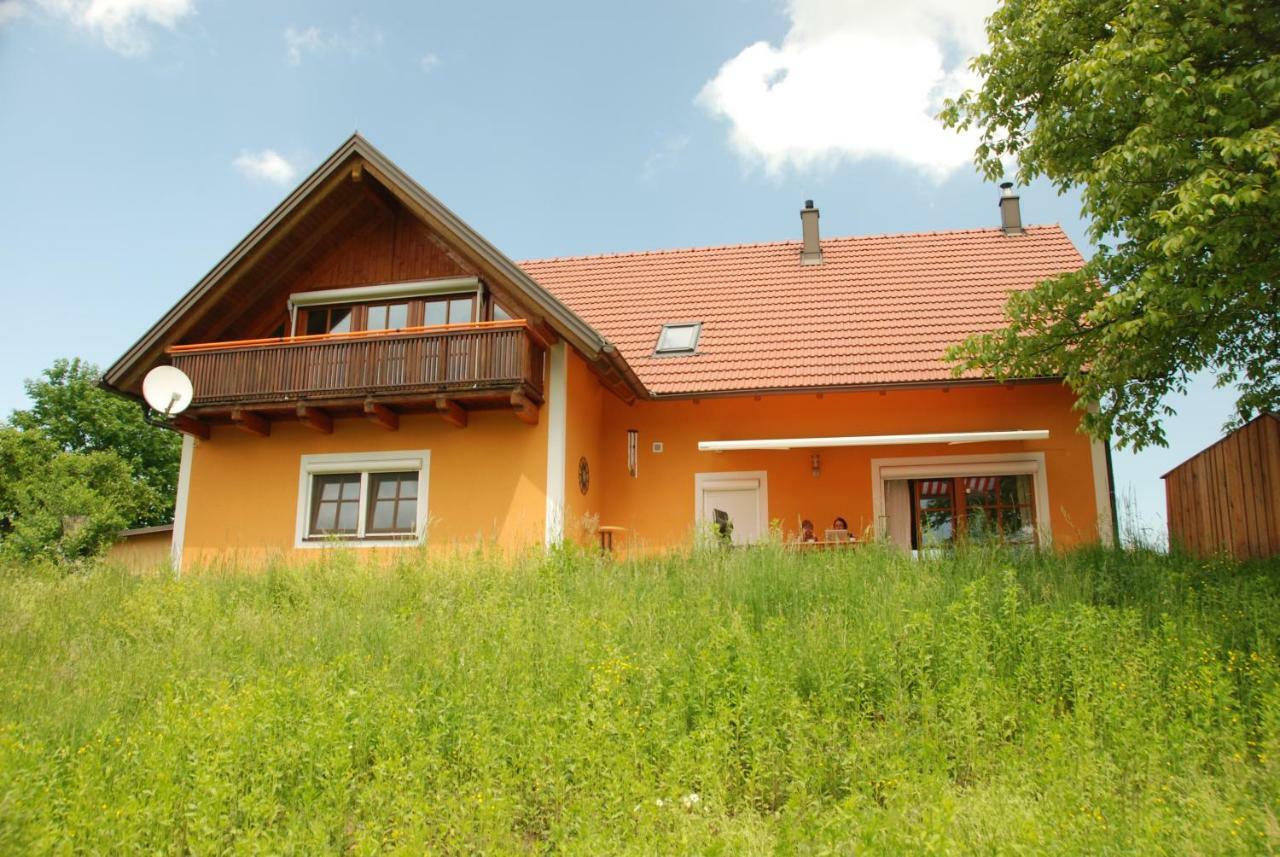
167 321 545 435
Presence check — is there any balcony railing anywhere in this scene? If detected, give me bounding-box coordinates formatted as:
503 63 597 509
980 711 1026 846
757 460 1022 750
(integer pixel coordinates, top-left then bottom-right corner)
168 321 545 409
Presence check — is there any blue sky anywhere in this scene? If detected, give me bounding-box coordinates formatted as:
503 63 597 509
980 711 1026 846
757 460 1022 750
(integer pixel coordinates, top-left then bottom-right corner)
0 0 1239 543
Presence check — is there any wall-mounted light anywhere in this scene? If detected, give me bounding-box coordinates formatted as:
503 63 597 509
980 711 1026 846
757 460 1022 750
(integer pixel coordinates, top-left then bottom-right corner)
811 453 821 478
627 429 639 477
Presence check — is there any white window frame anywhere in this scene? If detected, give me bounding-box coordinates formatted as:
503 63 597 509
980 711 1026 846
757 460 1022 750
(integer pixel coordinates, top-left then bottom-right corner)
655 322 702 355
870 452 1051 547
295 450 431 548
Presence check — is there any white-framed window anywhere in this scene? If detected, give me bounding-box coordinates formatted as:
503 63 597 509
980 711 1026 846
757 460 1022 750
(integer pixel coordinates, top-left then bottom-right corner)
871 452 1051 549
295 450 430 548
655 322 702 355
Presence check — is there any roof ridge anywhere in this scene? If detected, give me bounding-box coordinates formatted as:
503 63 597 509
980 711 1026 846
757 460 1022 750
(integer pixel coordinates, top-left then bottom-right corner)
519 224 1066 265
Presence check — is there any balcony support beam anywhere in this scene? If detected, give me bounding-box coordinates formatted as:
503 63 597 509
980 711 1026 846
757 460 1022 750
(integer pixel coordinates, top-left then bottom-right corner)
231 409 270 437
511 391 539 426
435 397 467 428
296 404 333 434
364 400 399 431
171 414 210 441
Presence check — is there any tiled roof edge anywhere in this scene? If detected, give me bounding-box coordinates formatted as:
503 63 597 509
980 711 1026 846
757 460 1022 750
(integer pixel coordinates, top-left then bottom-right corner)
518 224 1070 266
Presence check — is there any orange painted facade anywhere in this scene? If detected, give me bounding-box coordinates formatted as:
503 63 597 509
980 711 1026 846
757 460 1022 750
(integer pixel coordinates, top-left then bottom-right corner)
180 409 547 567
563 351 1106 552
175 348 1107 566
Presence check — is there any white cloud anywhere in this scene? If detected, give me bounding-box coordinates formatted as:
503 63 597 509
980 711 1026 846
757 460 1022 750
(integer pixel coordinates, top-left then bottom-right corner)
418 51 439 71
284 25 321 65
697 0 993 179
35 0 195 56
641 134 690 181
0 0 25 27
232 149 297 185
284 18 383 66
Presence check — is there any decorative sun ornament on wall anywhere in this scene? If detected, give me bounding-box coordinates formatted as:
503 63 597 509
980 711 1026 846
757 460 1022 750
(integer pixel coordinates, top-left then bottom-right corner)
578 456 590 495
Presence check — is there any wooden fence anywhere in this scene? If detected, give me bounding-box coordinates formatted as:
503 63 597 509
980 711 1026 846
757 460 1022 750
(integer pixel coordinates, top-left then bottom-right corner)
1164 413 1279 559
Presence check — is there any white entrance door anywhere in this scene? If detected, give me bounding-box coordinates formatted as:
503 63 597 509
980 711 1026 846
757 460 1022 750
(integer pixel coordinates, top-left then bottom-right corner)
695 471 768 545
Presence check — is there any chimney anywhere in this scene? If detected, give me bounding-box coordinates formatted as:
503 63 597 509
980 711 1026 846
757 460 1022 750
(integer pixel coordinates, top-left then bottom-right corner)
999 182 1023 235
800 199 822 265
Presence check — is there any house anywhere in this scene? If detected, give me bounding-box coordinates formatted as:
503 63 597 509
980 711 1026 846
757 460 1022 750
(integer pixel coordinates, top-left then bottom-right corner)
1163 413 1279 559
103 135 1116 569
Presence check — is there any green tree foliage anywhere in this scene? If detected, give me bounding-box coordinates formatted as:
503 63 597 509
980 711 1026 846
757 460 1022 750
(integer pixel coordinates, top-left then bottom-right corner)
941 0 1280 449
0 426 158 562
0 426 58 540
9 358 179 525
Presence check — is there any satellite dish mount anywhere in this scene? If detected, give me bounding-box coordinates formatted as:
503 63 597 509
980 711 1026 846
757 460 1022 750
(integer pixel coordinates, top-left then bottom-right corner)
142 365 195 418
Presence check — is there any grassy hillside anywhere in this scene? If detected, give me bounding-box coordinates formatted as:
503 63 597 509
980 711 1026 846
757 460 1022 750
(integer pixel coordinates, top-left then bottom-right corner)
0 545 1277 854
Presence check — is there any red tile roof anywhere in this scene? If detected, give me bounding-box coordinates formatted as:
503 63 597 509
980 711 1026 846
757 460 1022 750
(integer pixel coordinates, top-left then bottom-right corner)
520 226 1084 396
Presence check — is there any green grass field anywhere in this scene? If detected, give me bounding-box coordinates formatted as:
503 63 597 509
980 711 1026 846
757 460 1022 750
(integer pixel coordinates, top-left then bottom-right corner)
0 545 1277 854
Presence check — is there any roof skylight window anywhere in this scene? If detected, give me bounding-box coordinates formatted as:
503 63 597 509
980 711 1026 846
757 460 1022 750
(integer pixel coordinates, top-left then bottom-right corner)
655 322 702 355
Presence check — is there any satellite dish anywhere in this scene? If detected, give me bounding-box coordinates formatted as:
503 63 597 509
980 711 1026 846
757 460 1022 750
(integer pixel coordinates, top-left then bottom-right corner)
142 365 194 416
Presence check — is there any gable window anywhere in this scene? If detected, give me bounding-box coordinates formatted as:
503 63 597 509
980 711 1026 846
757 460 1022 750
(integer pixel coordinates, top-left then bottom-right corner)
304 305 353 335
289 279 523 337
299 294 479 335
296 451 430 547
423 294 475 326
365 301 410 331
655 322 702 355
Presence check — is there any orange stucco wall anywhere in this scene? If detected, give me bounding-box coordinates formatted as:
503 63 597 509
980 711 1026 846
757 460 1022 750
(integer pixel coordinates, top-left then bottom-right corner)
583 380 1105 552
563 350 606 543
181 409 547 567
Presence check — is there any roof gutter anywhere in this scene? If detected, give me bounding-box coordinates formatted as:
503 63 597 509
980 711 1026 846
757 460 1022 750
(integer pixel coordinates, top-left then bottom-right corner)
601 344 649 401
641 375 1067 401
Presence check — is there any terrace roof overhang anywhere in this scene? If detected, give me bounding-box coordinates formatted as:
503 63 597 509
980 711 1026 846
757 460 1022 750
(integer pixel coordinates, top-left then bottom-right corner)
697 429 1050 452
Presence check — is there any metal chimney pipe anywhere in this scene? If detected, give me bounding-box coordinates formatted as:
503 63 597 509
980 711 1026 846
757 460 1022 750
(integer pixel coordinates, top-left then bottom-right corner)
999 182 1023 235
800 199 822 265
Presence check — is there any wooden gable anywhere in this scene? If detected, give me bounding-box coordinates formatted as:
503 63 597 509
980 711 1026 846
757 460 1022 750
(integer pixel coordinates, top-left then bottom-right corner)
104 134 644 404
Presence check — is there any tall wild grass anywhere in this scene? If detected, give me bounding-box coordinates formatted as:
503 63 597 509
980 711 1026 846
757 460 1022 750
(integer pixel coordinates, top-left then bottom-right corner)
0 544 1277 853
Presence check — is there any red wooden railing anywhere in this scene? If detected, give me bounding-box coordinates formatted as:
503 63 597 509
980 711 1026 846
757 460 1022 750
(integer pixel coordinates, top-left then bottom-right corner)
168 322 544 407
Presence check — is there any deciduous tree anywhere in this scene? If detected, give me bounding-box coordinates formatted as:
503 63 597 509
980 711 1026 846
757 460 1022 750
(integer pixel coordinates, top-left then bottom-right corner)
941 0 1280 449
9 358 179 525
0 426 158 562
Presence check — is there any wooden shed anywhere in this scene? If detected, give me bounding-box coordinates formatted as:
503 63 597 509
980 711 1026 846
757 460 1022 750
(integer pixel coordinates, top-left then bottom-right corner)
104 524 173 571
1163 413 1279 559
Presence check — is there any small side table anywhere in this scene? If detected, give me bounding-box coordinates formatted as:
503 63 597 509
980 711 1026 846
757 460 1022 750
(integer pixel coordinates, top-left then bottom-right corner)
597 525 626 552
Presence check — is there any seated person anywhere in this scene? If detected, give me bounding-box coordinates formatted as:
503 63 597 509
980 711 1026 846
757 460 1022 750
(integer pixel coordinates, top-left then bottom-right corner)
798 519 817 543
825 516 858 543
